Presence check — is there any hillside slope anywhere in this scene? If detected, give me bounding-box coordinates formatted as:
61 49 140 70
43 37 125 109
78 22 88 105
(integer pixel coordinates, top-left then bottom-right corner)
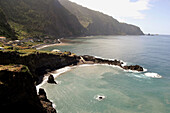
0 0 143 40
0 0 85 39
0 8 17 40
59 0 144 35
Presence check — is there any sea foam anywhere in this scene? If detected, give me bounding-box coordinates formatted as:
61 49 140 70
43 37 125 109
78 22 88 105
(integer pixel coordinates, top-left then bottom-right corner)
144 72 162 78
36 66 72 92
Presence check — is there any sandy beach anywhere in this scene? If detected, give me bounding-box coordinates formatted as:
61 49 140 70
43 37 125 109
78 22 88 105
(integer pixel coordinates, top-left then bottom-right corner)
35 38 74 50
36 43 70 50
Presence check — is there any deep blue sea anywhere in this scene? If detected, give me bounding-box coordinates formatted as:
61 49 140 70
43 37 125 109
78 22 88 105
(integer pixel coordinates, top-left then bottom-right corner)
40 35 170 113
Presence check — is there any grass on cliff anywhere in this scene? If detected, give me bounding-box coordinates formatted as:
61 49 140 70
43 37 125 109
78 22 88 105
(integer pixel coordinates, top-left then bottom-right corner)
1 45 76 57
0 64 26 72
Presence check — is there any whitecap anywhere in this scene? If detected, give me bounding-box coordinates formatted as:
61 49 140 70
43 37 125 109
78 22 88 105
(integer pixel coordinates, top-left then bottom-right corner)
123 69 141 73
144 72 162 78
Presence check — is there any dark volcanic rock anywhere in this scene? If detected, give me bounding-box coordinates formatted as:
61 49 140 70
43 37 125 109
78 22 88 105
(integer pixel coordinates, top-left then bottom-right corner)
123 65 144 71
38 88 56 113
47 74 57 84
82 55 95 61
0 51 80 85
0 65 45 113
82 55 144 72
39 88 47 97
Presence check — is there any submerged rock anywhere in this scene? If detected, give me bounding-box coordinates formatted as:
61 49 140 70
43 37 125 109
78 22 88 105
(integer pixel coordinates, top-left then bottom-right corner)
47 74 57 84
94 94 106 101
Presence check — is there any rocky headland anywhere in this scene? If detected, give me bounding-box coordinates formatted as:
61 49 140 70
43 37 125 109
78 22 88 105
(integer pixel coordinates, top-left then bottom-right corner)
0 65 56 113
0 50 144 112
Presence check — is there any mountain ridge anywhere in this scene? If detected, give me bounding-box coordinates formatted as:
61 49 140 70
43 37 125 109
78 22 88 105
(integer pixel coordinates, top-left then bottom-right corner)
0 0 143 40
59 0 144 36
0 0 85 39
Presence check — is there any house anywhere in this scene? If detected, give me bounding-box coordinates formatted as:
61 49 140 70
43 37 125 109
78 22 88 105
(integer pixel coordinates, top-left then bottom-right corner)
0 47 4 50
0 37 6 40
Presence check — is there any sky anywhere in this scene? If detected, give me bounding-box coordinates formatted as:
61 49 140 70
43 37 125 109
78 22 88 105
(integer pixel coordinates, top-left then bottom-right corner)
69 0 170 35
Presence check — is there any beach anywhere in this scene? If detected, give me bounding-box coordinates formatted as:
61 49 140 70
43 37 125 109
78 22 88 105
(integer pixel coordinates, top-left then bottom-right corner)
36 43 70 50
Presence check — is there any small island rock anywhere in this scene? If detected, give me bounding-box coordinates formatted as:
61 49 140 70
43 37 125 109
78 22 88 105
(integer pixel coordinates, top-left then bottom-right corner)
47 74 57 84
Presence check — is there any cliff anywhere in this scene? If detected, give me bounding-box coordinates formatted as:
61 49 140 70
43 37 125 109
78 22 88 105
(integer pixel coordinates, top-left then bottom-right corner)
59 0 144 35
0 65 47 113
0 49 144 112
0 50 79 112
0 8 17 40
0 50 79 84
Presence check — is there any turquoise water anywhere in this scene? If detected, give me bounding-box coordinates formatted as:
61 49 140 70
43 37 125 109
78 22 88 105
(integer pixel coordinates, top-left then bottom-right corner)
41 35 170 113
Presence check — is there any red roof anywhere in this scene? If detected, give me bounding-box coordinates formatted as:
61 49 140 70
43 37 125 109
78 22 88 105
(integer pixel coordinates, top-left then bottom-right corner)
0 37 6 39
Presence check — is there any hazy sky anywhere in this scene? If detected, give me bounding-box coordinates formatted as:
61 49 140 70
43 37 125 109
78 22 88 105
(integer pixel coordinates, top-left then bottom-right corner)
69 0 170 34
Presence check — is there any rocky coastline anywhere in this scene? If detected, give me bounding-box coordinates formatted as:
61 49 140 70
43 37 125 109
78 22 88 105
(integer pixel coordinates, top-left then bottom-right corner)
81 55 144 71
0 50 145 112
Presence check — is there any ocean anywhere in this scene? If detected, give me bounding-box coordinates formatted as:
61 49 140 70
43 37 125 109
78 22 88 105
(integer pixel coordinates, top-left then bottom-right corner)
40 35 170 113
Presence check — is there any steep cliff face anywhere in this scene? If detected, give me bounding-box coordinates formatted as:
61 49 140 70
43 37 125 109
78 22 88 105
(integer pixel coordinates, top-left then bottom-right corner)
0 0 143 40
0 0 85 39
0 51 79 84
59 0 144 35
0 65 46 113
0 8 17 40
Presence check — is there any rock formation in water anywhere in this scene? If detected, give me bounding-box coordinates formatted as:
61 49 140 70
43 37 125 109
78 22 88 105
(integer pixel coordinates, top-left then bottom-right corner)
123 65 144 71
81 55 144 71
47 74 57 84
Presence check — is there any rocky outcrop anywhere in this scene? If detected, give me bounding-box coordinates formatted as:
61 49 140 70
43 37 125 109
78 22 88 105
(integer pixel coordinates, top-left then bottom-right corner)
123 65 144 71
0 51 79 84
38 88 56 113
0 65 56 113
47 74 57 84
81 55 144 72
0 51 144 85
0 65 46 113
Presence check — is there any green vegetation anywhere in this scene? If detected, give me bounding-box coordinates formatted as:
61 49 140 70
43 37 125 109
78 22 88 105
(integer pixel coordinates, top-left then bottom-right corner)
0 64 27 72
0 0 85 39
1 45 75 58
0 0 143 40
59 0 144 35
0 8 17 40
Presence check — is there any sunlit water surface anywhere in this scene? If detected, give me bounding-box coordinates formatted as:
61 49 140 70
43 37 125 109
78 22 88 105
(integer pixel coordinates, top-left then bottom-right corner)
41 35 170 113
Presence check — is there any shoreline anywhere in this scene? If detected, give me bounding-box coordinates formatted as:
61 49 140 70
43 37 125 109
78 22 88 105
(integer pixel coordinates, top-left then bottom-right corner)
36 43 70 50
35 38 71 50
36 55 162 91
